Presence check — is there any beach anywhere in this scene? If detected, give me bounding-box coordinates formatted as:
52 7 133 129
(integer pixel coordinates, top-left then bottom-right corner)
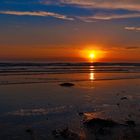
0 63 140 140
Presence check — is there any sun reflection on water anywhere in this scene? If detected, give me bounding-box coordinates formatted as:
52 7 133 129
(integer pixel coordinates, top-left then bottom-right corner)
89 65 95 81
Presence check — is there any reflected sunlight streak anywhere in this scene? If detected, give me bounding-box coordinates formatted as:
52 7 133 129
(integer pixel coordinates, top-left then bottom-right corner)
89 65 95 81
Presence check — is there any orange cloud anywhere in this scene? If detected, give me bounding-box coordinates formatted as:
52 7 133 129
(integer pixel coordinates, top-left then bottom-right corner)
125 26 140 31
42 0 140 12
0 11 74 21
78 13 140 22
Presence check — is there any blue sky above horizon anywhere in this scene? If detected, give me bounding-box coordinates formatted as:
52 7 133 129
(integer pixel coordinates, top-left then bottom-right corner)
0 0 140 62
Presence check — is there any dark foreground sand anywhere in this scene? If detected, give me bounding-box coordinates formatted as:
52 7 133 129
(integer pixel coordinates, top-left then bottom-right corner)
0 72 139 140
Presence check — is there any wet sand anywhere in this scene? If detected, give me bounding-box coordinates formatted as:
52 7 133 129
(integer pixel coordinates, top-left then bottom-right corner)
0 71 139 139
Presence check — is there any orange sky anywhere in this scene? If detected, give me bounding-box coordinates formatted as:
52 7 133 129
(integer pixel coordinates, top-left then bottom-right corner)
0 45 140 62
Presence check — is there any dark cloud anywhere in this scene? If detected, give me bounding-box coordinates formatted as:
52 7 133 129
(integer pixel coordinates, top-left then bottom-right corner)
125 46 140 49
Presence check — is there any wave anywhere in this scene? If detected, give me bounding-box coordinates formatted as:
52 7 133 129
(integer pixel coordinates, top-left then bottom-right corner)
0 62 140 75
0 62 140 67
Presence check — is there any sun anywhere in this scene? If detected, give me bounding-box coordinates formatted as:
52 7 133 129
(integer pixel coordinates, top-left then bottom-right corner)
80 47 106 62
89 53 95 59
80 49 97 62
88 52 96 62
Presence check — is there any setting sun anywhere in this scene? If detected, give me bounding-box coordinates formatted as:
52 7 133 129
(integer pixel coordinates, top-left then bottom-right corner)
89 52 96 62
80 48 106 62
89 53 95 59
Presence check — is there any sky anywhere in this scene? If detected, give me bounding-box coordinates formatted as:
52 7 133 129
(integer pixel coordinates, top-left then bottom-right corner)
0 0 140 62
